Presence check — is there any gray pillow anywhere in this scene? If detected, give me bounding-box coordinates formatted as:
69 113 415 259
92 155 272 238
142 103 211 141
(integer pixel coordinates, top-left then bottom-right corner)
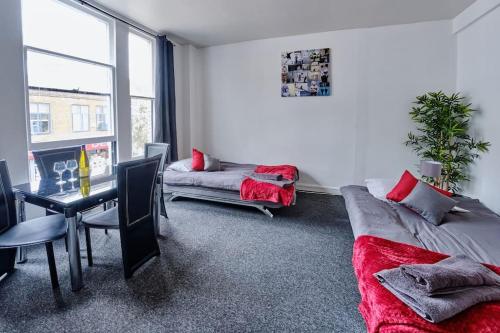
204 155 221 172
166 158 192 172
400 181 458 226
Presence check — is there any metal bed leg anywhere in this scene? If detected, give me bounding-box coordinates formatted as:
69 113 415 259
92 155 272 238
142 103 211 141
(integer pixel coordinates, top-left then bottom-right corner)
256 206 274 218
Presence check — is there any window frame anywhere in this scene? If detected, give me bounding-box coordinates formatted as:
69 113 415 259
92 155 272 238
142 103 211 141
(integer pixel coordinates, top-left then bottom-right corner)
22 0 116 152
128 28 156 157
29 102 51 135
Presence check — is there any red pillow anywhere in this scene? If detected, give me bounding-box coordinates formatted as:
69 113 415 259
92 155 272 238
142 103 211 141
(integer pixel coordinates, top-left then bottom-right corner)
192 148 204 171
386 170 452 202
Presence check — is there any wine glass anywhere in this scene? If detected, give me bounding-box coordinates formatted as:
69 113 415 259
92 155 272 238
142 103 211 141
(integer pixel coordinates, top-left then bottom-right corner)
53 161 67 194
66 159 78 191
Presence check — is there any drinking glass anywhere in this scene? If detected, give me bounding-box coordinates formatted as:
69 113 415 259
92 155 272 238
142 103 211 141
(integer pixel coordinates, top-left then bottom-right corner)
66 159 78 191
53 161 67 194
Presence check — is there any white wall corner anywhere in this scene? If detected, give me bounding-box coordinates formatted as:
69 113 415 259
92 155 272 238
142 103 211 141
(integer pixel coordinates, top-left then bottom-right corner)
453 0 500 34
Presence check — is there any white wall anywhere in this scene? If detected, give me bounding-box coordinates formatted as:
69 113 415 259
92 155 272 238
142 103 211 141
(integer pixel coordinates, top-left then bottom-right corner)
455 0 500 212
188 21 456 192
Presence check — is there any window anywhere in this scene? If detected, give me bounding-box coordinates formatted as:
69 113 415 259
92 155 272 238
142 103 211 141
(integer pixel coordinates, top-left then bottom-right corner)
22 0 116 180
30 103 50 134
96 106 110 131
129 31 155 157
72 105 89 132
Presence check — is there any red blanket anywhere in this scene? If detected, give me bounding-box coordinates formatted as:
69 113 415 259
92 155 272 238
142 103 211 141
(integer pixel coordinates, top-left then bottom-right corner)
240 178 295 206
353 235 500 333
254 164 298 181
240 164 298 206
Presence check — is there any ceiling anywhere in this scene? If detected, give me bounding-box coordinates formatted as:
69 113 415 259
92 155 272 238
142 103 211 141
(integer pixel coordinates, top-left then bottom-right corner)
95 0 475 47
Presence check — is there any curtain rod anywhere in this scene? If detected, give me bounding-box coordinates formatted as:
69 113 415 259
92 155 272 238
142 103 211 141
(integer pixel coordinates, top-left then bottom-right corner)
77 0 159 38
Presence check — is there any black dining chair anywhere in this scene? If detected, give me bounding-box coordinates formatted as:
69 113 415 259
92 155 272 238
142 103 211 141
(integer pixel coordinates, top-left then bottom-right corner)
0 160 67 289
82 155 162 278
32 145 82 181
144 143 170 219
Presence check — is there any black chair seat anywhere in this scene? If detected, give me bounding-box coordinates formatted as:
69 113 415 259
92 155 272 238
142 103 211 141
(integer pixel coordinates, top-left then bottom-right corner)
0 214 67 248
83 207 119 229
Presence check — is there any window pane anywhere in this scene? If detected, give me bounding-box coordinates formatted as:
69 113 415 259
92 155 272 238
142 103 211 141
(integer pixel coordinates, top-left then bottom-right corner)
96 106 110 131
86 142 113 178
131 98 153 157
72 105 89 132
27 50 113 144
27 51 111 93
129 32 154 97
22 0 110 63
29 103 50 135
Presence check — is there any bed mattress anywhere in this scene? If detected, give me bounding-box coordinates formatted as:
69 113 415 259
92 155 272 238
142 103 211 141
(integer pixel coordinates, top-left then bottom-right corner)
163 162 256 191
341 185 500 266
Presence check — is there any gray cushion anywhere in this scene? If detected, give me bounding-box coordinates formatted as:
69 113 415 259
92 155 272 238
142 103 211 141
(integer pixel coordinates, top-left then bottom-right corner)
400 181 458 226
204 154 221 171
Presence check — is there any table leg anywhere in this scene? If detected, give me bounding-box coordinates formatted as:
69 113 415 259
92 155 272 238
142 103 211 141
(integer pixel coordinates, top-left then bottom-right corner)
65 209 83 291
16 194 27 264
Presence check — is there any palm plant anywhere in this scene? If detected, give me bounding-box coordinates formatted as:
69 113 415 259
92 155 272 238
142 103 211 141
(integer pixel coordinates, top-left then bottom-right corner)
405 91 490 192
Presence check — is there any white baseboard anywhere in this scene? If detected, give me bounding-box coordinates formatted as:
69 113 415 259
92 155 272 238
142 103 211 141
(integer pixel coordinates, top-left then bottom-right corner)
296 183 341 195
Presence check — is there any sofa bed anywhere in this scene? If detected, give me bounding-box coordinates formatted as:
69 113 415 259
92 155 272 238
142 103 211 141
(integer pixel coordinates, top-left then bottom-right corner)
163 161 298 218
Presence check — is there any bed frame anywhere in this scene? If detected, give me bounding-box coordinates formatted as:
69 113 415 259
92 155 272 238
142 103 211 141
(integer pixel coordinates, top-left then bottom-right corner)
165 185 293 218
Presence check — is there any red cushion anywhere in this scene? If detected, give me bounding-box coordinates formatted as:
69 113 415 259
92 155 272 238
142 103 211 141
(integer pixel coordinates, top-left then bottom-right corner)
386 170 418 202
386 170 452 202
192 148 204 171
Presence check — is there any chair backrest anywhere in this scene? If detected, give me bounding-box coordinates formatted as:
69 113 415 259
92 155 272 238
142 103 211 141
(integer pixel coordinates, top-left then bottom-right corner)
0 160 17 275
116 155 161 278
32 146 82 180
144 143 170 172
0 160 17 234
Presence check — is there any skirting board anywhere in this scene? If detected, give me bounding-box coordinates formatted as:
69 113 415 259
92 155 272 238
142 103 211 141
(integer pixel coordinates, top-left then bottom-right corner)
296 183 341 195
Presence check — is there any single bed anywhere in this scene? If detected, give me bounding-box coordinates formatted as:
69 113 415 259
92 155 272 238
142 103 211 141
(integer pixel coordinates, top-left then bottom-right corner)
341 185 500 332
163 162 297 217
341 185 500 265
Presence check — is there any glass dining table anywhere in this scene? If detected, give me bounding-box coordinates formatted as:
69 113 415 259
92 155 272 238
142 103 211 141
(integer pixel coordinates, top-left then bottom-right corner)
12 175 162 291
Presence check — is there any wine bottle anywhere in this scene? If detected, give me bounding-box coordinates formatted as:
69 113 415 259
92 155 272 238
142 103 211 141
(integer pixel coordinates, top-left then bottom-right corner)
79 145 90 196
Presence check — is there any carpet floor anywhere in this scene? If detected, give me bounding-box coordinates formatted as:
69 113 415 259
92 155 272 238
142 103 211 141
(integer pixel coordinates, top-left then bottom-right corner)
0 192 365 332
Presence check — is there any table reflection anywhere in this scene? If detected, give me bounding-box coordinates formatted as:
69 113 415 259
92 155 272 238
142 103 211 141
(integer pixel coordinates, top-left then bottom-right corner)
27 176 116 204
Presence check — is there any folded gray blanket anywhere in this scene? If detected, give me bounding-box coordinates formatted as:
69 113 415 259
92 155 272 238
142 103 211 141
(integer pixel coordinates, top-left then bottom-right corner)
246 172 283 181
244 172 294 188
400 255 500 295
375 255 500 323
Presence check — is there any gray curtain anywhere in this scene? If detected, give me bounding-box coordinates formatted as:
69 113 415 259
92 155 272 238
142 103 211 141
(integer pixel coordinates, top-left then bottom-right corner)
154 36 178 162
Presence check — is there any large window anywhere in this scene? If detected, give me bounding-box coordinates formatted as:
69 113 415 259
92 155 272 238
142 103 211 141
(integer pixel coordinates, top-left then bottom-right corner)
22 0 115 180
129 31 155 157
29 103 50 135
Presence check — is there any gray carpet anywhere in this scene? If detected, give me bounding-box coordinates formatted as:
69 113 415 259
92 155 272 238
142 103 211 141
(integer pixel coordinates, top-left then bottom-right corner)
0 192 365 332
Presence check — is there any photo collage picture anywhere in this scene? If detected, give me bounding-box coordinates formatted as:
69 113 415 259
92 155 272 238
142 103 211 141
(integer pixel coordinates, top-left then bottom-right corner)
281 48 330 97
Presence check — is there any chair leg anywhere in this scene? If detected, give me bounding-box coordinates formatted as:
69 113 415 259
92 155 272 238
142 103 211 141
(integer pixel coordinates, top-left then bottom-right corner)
104 229 108 235
45 242 59 289
64 236 68 252
160 191 168 219
84 227 93 267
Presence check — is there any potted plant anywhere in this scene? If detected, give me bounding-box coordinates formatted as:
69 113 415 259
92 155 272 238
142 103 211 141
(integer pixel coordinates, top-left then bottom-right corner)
405 91 490 193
